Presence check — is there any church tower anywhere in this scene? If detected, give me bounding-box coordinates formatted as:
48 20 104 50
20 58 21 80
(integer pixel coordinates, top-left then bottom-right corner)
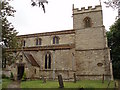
73 5 113 80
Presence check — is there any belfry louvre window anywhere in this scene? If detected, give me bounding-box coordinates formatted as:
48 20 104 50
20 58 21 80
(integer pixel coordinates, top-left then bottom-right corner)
36 38 42 45
45 53 51 69
84 17 91 28
53 36 59 44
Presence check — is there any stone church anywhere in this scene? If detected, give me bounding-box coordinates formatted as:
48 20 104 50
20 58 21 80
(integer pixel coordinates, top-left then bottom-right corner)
7 5 113 81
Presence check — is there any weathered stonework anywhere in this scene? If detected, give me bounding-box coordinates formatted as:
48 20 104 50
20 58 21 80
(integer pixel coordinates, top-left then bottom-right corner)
5 5 113 81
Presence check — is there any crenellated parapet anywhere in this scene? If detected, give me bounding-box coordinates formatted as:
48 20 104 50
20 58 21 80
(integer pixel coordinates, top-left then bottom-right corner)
73 5 102 14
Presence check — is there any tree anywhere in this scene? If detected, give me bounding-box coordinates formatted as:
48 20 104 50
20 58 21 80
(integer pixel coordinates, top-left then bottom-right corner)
1 0 19 68
104 0 120 9
106 19 120 79
104 0 120 19
31 0 48 13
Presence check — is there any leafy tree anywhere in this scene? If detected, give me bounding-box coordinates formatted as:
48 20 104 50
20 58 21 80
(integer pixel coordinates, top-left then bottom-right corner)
106 19 120 79
1 0 19 68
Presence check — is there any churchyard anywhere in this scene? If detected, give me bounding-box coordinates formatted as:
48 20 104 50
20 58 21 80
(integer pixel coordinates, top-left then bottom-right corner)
20 80 115 88
2 78 117 89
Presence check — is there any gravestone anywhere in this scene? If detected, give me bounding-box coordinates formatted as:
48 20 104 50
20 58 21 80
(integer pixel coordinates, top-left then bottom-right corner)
58 74 64 88
118 80 120 90
102 74 104 83
114 81 117 88
107 80 111 89
42 76 46 83
73 73 76 83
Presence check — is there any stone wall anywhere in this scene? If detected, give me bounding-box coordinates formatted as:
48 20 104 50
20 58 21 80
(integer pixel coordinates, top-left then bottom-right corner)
39 70 75 80
2 70 11 78
75 27 107 50
75 49 111 80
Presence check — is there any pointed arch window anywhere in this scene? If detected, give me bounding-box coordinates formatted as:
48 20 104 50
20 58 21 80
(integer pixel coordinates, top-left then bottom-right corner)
53 36 59 44
48 54 51 69
36 38 42 45
83 17 91 28
23 40 26 47
45 54 47 69
34 69 36 74
45 53 51 69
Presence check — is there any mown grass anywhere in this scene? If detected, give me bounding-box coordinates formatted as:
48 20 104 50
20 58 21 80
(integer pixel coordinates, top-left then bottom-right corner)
0 79 2 89
21 80 115 88
0 83 1 90
2 79 12 88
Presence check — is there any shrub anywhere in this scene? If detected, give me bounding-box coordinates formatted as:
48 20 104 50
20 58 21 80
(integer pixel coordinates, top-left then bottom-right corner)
2 74 9 79
10 72 14 80
22 72 27 81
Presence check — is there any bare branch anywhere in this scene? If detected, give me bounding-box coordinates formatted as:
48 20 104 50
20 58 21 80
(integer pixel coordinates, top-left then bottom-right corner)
31 0 48 13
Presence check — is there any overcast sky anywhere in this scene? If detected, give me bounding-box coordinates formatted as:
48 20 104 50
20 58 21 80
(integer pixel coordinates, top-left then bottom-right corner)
8 0 118 35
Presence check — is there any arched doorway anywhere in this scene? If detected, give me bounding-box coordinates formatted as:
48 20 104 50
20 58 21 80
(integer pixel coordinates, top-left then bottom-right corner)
17 64 24 80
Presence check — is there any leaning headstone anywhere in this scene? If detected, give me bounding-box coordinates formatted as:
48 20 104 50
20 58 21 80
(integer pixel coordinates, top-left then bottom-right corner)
73 73 76 83
80 87 85 90
58 74 64 88
42 76 46 83
118 80 120 90
114 81 117 88
107 80 111 89
102 74 104 83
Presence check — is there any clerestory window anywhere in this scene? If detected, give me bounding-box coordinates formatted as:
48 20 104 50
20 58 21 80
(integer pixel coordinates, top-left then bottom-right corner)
53 36 59 44
21 40 26 47
36 38 42 45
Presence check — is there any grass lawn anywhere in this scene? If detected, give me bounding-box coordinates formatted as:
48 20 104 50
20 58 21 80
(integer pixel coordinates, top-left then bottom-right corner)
2 79 12 88
21 80 116 88
0 84 1 90
0 79 2 89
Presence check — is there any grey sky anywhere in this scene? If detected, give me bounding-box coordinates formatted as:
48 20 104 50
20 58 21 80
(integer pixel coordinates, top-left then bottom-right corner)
8 0 118 35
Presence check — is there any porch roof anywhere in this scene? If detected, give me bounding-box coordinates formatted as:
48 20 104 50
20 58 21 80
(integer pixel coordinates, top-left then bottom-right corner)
24 53 40 67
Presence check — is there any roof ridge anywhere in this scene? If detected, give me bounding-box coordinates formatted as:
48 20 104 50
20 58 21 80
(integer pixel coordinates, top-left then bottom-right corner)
17 29 75 38
23 52 40 67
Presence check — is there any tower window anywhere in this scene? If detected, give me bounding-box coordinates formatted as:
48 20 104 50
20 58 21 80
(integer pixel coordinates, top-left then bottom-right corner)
45 53 51 69
53 36 59 44
83 17 91 28
36 38 42 45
